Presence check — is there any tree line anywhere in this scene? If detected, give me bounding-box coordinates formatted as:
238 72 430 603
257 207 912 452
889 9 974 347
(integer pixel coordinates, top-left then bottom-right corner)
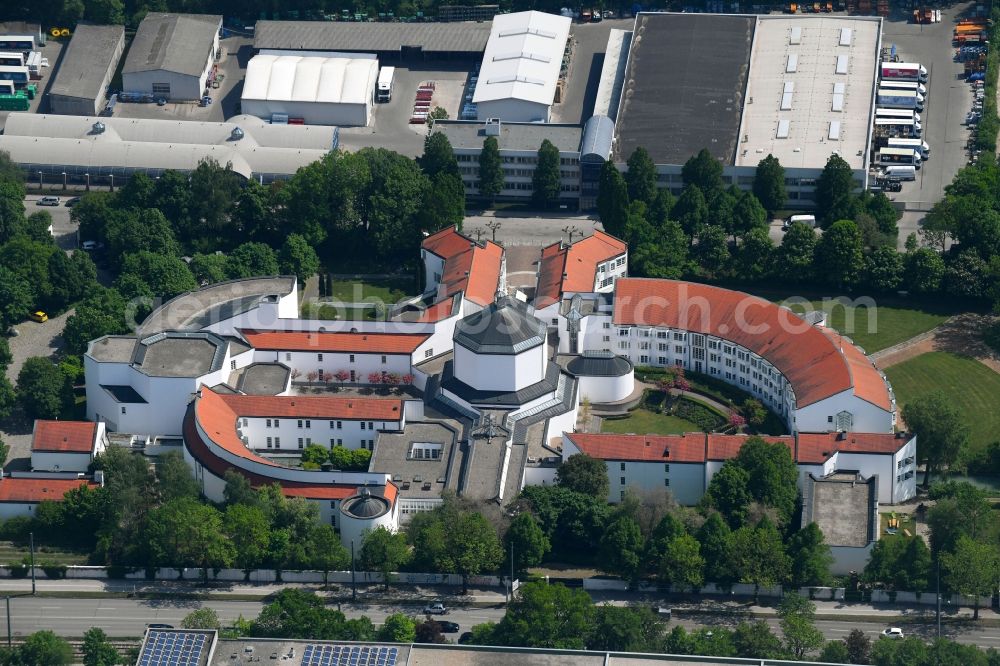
597 147 1000 302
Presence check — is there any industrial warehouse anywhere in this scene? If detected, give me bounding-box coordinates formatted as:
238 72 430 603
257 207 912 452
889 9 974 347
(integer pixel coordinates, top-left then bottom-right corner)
46 24 125 116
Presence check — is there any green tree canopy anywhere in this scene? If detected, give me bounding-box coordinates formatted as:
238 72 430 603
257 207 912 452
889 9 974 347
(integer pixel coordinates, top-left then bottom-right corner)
902 391 968 487
597 160 630 240
815 154 858 227
941 535 1000 619
786 522 833 587
16 357 73 420
493 581 595 650
816 219 864 288
359 525 410 590
478 135 505 204
778 593 824 659
555 453 610 499
82 627 119 666
278 234 321 283
419 132 460 178
753 154 787 214
598 515 645 581
505 512 550 573
531 139 561 209
682 148 724 194
625 147 658 204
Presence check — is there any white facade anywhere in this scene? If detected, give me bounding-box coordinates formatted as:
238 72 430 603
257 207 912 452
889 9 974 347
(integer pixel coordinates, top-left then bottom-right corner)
450 135 582 204
576 372 633 404
453 342 547 392
339 500 397 547
254 349 413 384
242 52 378 126
237 412 404 453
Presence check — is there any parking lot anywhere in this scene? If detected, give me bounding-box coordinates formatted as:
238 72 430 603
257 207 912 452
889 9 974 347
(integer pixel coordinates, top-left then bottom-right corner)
878 1 979 245
0 37 65 131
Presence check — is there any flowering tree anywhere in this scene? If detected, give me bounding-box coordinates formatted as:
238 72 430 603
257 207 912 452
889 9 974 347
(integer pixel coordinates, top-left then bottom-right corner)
367 372 382 385
401 373 414 386
656 379 673 394
290 369 302 381
384 373 401 386
334 369 350 384
306 371 319 383
673 376 690 392
729 413 747 429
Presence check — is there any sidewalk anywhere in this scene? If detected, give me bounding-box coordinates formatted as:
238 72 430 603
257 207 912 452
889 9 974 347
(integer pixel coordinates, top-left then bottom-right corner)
0 578 995 621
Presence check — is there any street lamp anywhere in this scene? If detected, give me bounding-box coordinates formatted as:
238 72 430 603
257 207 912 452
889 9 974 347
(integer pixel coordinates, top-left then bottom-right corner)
350 540 357 602
486 220 501 243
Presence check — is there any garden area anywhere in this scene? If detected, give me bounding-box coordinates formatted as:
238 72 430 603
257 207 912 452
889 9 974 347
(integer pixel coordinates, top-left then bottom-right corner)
601 389 727 436
885 351 1000 460
781 299 949 353
325 276 415 305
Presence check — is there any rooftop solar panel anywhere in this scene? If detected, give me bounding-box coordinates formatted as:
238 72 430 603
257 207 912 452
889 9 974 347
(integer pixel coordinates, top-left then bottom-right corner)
137 631 210 666
302 644 399 666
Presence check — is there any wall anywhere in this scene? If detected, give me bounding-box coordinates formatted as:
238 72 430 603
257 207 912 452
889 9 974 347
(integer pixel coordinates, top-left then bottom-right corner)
421 249 446 295
576 371 633 403
0 501 35 520
829 543 873 576
238 414 403 452
123 70 201 100
30 451 91 473
475 98 549 123
794 390 895 435
242 98 371 127
253 349 412 383
50 31 125 115
836 435 916 504
453 343 547 392
338 504 396 547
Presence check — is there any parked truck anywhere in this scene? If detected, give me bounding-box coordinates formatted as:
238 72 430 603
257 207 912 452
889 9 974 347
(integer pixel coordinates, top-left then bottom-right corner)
376 66 394 103
876 88 924 110
0 65 28 83
881 62 928 82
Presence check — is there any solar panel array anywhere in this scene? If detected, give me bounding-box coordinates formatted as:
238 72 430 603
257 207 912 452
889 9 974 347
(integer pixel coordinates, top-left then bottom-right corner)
137 630 209 666
301 644 399 666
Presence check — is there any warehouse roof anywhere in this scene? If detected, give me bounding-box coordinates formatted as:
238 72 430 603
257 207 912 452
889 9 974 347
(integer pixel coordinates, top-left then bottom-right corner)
734 16 880 170
473 11 572 107
124 13 221 76
243 53 377 105
254 20 492 54
48 24 124 100
0 113 335 180
615 13 754 165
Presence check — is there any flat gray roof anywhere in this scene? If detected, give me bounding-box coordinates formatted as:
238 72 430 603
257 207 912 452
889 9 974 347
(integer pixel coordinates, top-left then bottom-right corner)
135 334 224 378
48 24 124 100
371 422 458 499
735 16 880 170
435 121 583 153
235 363 290 395
805 473 875 547
87 335 137 363
123 12 221 76
615 13 754 165
254 20 492 55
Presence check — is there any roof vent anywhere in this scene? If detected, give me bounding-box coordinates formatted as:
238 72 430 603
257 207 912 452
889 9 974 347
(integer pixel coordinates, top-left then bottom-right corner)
484 118 501 136
230 126 244 140
91 121 105 134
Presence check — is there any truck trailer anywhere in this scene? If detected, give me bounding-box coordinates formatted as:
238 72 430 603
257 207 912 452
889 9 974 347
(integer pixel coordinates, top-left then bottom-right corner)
876 88 924 110
0 65 28 83
377 66 394 103
881 62 928 82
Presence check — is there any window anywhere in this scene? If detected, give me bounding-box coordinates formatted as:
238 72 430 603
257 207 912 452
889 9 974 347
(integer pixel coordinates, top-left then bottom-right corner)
349 354 355 363
361 421 366 430
425 349 433 358
266 419 272 427
381 355 387 364
664 464 670 473
656 331 667 339
639 355 649 364
151 83 171 96
620 476 626 485
410 442 443 459
638 342 650 350
331 439 336 446
317 353 324 362
297 437 303 447
602 336 610 342
337 421 343 429
286 353 292 361
298 420 304 428
551 318 559 325
603 322 611 329
621 490 625 500
318 369 324 380
618 341 629 350
274 437 280 446
230 360 236 370
305 420 311 428
368 422 374 430
266 437 272 448
618 328 630 337
828 415 834 423
620 462 626 471
675 346 684 354
664 478 670 487
300 439 307 449
329 421 335 429
673 332 685 341
121 407 126 414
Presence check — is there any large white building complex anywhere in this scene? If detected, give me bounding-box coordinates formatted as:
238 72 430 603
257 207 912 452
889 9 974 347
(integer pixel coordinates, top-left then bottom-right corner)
79 227 912 561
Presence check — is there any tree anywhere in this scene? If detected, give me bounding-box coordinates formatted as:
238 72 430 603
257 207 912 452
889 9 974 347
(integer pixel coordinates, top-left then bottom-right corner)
448 512 504 593
555 453 609 499
47 250 97 311
0 376 15 423
733 192 769 236
902 391 968 487
941 535 1000 620
18 630 74 665
0 266 33 329
182 607 221 630
478 136 505 204
155 451 200 501
597 160 630 239
531 139 561 209
17 357 72 420
815 219 864 288
904 248 945 294
778 593 824 659
674 185 708 237
780 222 817 282
703 462 752 528
733 437 799 524
225 242 279 279
414 619 446 644
588 605 662 653
305 523 350 586
420 171 466 232
786 523 833 587
492 581 594 649
815 154 857 227
753 154 787 214
359 526 410 590
0 440 8 469
728 518 790 590
144 498 234 581
695 225 730 276
843 628 872 664
377 613 416 643
682 148 724 193
116 251 198 301
821 640 852 664
734 620 784 659
419 132 460 178
598 516 645 581
944 250 990 299
657 533 705 589
505 513 549 573
278 234 321 283
81 627 119 666
625 147 658 204
251 589 354 639
223 503 270 576
863 246 904 293
63 287 131 355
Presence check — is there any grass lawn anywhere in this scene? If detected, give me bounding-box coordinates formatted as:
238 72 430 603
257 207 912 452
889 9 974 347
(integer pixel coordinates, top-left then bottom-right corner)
0 541 89 566
328 278 414 304
302 303 382 321
783 300 948 353
601 408 702 435
885 351 1000 457
879 512 917 539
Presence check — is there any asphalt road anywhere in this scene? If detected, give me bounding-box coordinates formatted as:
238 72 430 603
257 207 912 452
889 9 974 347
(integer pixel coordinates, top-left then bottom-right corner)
5 597 1000 648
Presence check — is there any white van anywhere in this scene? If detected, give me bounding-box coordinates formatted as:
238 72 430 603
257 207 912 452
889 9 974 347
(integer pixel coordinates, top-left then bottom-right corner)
782 214 817 230
882 165 917 181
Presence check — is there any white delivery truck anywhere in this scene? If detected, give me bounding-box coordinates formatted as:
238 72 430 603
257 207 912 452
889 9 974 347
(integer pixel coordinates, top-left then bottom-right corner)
887 137 930 158
377 66 395 103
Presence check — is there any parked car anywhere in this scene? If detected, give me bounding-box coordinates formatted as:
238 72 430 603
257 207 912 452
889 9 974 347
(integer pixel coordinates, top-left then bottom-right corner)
422 603 448 615
882 627 904 639
37 196 60 206
146 623 174 629
438 621 460 633
81 240 104 251
64 196 81 207
458 632 474 644
28 311 48 323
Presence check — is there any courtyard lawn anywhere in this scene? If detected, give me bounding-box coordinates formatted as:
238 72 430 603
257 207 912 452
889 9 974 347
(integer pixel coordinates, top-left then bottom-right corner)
302 303 382 321
328 277 414 304
601 409 702 436
885 351 1000 458
785 300 948 353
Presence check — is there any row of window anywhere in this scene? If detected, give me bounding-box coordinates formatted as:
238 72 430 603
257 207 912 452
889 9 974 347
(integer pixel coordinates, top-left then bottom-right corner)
261 419 378 429
283 353 392 364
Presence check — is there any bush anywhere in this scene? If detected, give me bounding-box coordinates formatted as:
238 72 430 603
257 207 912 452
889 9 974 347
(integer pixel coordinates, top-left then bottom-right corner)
975 6 1000 152
105 564 138 579
8 561 28 578
674 397 726 432
40 562 67 579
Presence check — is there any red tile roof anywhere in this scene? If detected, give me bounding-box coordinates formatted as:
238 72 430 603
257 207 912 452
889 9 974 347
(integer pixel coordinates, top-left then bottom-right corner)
0 478 99 503
612 279 892 410
565 431 908 464
535 231 627 308
31 421 97 453
412 295 459 323
240 330 429 354
421 226 503 307
187 389 391 502
216 392 403 421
